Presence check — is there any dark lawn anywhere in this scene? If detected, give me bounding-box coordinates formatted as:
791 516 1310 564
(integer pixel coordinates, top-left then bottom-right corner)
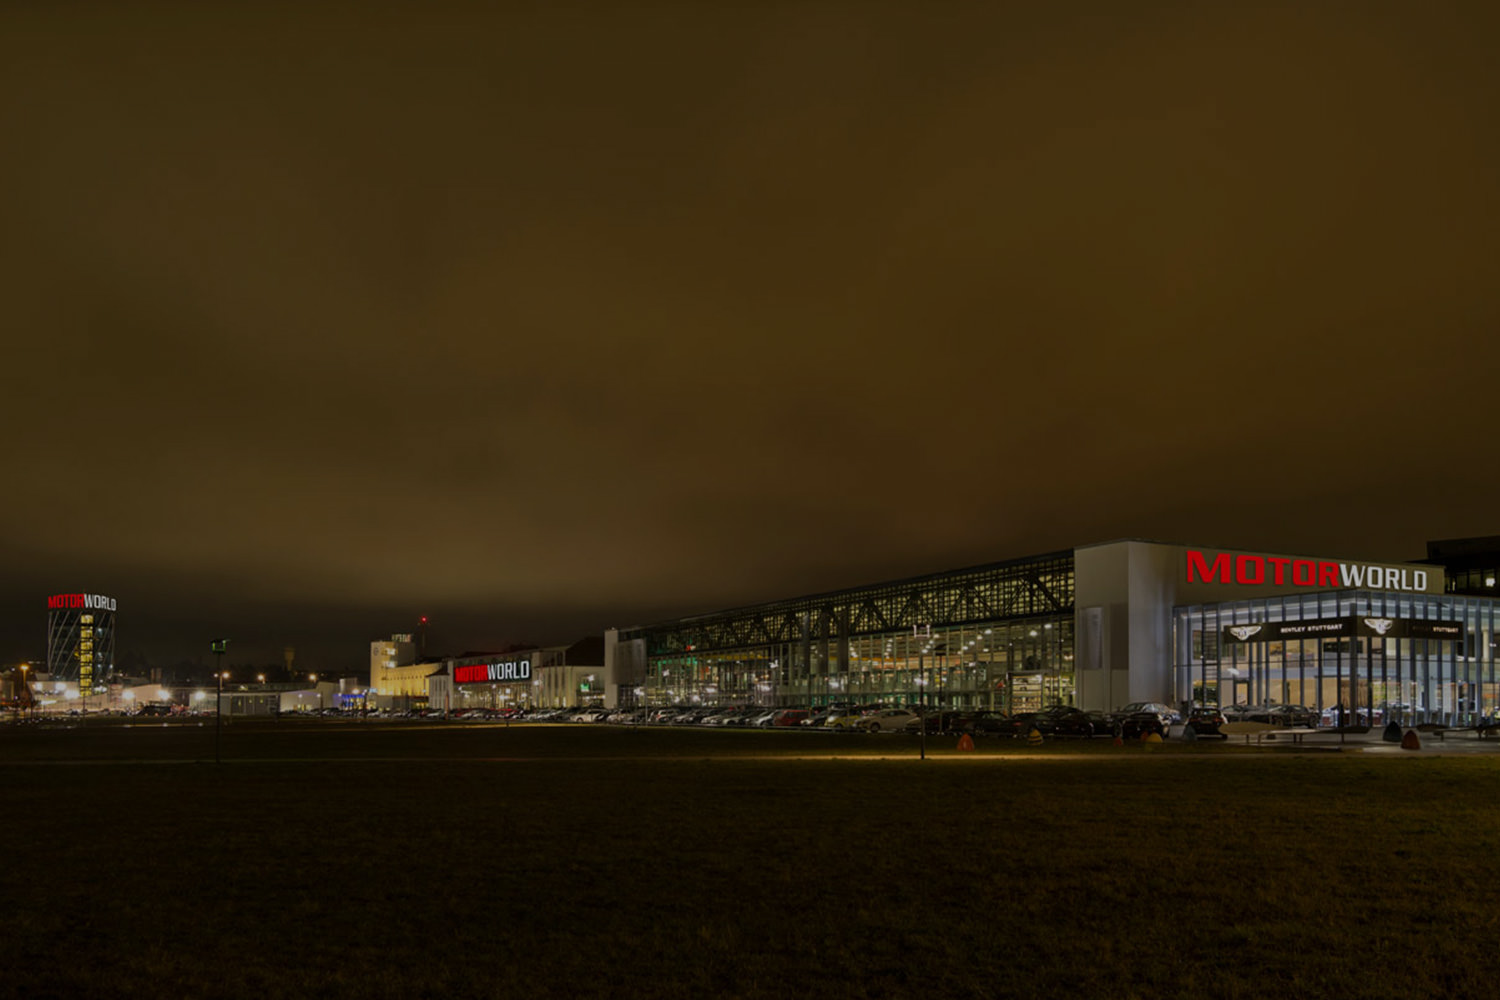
2 720 1498 999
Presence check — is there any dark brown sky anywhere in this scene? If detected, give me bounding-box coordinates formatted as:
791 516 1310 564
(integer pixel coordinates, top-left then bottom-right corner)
3 2 1498 671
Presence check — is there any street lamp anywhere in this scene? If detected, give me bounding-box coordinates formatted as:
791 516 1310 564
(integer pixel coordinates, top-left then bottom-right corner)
210 639 229 764
914 624 932 761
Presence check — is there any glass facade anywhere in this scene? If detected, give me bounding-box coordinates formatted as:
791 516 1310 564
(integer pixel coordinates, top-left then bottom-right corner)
1448 567 1500 595
623 553 1077 711
1174 590 1500 726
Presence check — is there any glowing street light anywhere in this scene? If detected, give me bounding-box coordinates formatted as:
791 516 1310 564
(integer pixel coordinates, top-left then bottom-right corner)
210 639 229 765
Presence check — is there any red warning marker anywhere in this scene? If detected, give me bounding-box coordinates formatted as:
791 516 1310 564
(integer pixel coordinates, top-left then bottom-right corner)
957 733 975 752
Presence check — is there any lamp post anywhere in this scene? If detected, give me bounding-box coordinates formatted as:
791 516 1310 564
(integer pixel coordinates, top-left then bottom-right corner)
210 639 229 764
309 674 321 713
915 624 932 761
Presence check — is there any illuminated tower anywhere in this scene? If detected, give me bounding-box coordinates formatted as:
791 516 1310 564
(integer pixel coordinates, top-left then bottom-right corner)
45 593 117 692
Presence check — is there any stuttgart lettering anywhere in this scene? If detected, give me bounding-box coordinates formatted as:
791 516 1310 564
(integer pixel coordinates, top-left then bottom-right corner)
46 593 117 611
1186 551 1428 593
454 659 533 684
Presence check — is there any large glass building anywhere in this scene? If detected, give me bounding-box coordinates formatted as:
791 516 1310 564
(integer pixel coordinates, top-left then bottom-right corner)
614 551 1076 713
604 536 1500 726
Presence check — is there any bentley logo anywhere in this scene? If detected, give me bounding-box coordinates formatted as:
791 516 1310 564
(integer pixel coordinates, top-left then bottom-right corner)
1364 617 1395 636
1228 625 1263 641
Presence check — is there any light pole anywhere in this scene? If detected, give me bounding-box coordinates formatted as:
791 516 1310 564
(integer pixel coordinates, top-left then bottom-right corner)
210 639 229 764
309 674 321 713
915 624 932 761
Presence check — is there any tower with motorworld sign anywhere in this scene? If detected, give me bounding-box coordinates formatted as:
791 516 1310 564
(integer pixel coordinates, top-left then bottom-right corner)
46 593 117 692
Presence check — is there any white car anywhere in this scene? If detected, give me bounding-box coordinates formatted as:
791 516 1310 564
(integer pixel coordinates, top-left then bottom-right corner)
861 708 921 733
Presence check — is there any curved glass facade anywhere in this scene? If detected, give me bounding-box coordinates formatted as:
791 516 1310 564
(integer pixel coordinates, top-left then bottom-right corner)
1174 590 1500 726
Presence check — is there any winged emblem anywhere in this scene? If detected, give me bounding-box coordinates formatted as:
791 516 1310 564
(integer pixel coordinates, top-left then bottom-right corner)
1363 617 1395 636
1228 625 1263 641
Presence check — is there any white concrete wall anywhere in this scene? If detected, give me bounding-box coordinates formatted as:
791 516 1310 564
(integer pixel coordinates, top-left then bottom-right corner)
1074 540 1197 711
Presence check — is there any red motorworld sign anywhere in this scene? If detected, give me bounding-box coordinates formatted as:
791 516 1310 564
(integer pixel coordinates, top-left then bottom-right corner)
1185 550 1431 594
47 593 117 611
454 659 533 684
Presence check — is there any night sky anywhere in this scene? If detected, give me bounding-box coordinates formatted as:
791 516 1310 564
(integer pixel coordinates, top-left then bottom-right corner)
4 3 1498 674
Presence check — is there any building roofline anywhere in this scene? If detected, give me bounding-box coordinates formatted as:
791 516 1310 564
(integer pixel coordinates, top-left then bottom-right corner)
620 547 1074 633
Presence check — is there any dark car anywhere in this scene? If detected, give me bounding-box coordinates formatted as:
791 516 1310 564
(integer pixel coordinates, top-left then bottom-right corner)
1185 706 1228 738
963 711 1021 737
1031 705 1104 738
1242 703 1316 728
903 710 970 735
1117 711 1167 740
1111 701 1175 732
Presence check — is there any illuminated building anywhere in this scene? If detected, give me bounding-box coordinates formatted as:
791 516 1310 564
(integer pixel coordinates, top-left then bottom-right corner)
426 637 606 712
608 539 1500 726
369 633 434 703
45 593 117 695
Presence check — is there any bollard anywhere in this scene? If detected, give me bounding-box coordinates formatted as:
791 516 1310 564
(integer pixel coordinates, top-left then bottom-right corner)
957 733 975 752
1026 728 1043 746
1383 721 1403 743
1401 729 1421 751
1180 724 1198 743
1142 732 1163 745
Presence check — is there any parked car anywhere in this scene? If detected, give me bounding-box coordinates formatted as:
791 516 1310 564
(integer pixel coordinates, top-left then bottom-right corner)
1117 710 1167 740
1243 704 1318 728
1030 705 1105 738
1111 702 1175 732
861 708 920 733
827 709 874 731
902 710 970 735
1265 704 1317 728
964 711 1023 737
1185 706 1228 738
772 709 811 727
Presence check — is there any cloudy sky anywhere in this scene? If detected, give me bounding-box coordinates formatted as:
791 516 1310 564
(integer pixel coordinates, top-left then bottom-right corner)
3 1 1498 671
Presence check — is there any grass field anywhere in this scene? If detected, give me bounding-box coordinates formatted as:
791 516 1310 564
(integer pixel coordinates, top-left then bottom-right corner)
3 719 1499 999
